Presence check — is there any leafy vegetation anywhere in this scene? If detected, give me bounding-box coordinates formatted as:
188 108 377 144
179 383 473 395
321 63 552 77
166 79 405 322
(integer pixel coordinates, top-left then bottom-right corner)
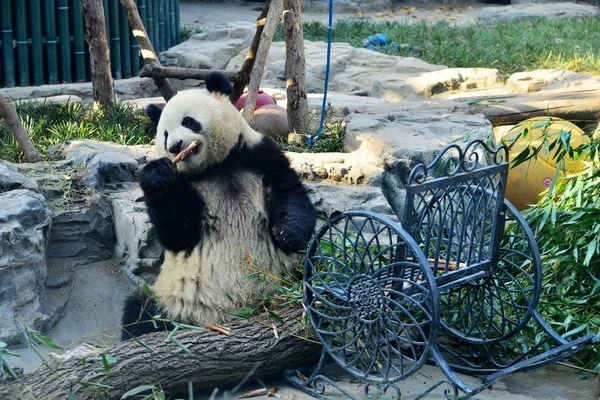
0 101 155 163
180 25 204 42
501 122 600 372
274 18 600 78
277 120 345 153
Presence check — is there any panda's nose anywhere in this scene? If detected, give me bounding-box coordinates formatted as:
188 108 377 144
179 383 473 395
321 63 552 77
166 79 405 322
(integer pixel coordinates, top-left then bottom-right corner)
168 140 183 155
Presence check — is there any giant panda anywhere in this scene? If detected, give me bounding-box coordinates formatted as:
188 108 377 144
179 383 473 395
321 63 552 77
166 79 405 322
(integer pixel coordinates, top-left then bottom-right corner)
120 72 317 340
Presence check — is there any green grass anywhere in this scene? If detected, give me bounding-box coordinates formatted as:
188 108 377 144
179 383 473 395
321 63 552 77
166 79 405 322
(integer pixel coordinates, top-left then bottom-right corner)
277 120 345 153
0 101 155 163
274 18 600 78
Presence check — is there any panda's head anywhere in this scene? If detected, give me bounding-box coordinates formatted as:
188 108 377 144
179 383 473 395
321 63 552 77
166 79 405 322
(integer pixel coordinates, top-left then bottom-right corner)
145 72 251 174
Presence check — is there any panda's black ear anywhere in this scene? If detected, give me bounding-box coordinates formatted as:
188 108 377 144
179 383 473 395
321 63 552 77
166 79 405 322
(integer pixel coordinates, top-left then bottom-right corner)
146 104 164 127
205 71 232 96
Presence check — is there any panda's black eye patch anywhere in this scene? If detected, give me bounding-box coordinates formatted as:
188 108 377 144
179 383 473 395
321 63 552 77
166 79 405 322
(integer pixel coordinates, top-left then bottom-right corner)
181 117 202 133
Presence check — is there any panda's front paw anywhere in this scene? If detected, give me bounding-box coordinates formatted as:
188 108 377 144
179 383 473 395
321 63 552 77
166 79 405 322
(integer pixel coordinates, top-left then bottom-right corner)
140 157 176 196
272 223 308 253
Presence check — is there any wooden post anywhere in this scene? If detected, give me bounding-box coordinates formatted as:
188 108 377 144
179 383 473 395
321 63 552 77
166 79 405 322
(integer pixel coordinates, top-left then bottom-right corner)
229 0 271 105
242 0 283 124
0 93 42 162
81 0 115 108
119 0 178 102
283 0 309 135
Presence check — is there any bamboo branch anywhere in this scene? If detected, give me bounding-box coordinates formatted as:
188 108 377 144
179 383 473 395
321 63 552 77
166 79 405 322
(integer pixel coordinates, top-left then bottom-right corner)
242 0 283 124
229 0 271 105
119 0 177 102
139 65 249 84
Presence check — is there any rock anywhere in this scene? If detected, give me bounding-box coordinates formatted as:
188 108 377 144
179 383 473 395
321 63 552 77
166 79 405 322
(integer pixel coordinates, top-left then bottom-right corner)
343 110 492 169
46 194 115 262
0 77 161 103
480 3 600 22
306 183 397 222
48 140 153 189
0 161 38 193
160 22 255 70
227 41 446 97
252 104 289 139
109 188 163 281
9 95 83 106
371 67 503 102
302 0 391 13
286 152 381 185
506 69 600 92
0 190 52 344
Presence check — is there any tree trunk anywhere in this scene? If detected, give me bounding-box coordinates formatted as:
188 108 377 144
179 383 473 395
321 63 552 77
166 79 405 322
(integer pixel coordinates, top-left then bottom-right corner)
242 0 283 124
229 0 271 105
139 65 249 84
0 92 42 162
283 0 309 135
119 0 177 102
0 308 320 400
81 0 115 108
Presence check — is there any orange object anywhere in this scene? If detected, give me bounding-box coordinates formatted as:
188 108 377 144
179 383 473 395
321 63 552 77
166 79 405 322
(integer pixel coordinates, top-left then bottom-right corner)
493 117 590 210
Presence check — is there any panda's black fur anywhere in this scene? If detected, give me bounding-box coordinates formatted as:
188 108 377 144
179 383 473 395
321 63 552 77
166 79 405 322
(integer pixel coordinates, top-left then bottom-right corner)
121 72 317 340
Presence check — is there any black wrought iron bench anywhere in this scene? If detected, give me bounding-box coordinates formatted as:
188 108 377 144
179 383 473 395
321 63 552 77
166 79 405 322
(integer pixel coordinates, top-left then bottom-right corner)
284 139 596 399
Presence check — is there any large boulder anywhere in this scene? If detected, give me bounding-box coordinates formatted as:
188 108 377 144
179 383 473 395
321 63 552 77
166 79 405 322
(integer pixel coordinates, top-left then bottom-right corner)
0 190 52 344
160 22 256 70
0 161 38 193
48 140 153 189
46 194 115 262
227 41 502 101
227 41 446 94
480 3 600 22
109 188 163 282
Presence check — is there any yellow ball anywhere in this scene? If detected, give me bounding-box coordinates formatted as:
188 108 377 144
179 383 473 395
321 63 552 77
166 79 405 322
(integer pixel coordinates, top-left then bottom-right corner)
492 117 589 211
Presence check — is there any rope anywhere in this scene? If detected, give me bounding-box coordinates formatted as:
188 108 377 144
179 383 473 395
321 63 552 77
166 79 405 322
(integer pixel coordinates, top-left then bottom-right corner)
307 0 333 148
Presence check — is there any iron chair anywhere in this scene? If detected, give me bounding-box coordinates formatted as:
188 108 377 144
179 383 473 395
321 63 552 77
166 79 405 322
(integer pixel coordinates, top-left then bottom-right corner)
284 139 597 399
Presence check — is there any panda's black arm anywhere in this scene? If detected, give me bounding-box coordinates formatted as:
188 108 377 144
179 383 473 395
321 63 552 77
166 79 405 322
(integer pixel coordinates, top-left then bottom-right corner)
140 158 204 252
244 137 317 252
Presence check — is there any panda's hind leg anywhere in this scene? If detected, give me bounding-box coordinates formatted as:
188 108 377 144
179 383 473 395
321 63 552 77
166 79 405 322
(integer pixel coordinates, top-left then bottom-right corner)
120 287 172 341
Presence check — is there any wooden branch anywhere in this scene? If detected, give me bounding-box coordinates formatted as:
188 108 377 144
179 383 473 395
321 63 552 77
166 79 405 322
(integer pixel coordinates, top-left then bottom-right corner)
0 93 42 162
81 0 115 108
242 0 283 124
139 65 249 84
229 0 271 105
0 308 320 400
119 0 177 102
283 0 309 135
466 85 600 125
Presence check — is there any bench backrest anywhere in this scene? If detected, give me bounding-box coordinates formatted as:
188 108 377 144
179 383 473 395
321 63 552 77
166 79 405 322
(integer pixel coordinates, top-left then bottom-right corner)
401 140 510 288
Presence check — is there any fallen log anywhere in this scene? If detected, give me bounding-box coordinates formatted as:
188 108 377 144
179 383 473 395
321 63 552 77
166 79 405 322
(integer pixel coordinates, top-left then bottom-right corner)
139 65 249 84
466 85 600 125
0 307 320 400
119 0 177 102
229 0 271 105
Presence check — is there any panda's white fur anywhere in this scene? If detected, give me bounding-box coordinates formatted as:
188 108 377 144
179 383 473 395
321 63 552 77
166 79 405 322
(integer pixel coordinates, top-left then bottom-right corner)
120 80 316 337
